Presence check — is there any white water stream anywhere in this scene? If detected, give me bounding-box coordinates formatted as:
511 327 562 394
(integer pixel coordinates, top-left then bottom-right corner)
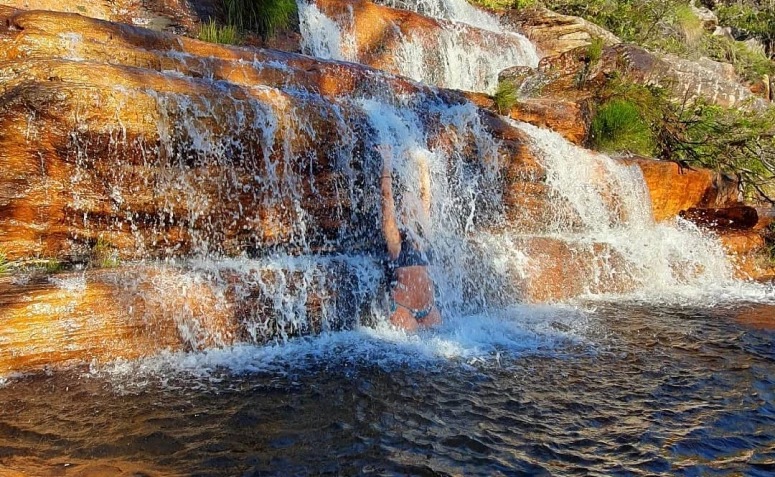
297 0 538 93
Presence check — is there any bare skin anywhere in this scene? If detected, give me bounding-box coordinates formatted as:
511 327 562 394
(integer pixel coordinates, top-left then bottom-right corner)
377 144 442 330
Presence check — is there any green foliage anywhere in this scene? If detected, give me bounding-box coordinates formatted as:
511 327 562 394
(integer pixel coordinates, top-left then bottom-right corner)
198 19 240 45
701 34 775 83
717 2 775 58
0 248 8 275
588 75 775 202
223 0 297 38
590 99 656 155
544 0 775 83
44 260 63 274
493 80 518 114
93 237 120 268
671 100 775 202
587 37 604 65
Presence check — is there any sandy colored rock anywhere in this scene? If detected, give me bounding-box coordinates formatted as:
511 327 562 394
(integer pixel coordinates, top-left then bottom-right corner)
0 8 532 262
502 6 621 56
0 0 220 33
510 236 635 302
308 0 534 87
508 43 767 111
718 230 766 255
0 261 363 375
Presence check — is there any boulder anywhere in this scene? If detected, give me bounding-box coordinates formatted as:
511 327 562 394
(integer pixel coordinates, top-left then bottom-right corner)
691 2 719 31
501 7 621 57
679 206 762 230
0 0 221 33
463 92 588 145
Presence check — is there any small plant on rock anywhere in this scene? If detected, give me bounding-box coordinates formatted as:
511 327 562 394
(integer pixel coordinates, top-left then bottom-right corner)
198 19 240 45
0 248 8 275
494 80 518 114
93 237 120 269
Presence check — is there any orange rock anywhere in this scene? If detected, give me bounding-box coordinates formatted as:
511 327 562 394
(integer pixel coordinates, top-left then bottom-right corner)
619 157 739 221
509 236 635 302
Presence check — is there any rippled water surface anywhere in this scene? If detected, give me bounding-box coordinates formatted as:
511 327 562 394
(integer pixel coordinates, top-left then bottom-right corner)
1 303 774 476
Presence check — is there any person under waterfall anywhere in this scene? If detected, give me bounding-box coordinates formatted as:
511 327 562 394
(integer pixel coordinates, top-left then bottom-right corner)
376 144 442 331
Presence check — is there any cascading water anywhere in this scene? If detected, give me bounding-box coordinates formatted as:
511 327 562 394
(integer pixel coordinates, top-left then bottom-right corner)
508 122 736 299
379 0 504 33
296 0 538 93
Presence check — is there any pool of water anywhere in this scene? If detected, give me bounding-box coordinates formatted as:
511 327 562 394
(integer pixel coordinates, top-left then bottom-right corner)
1 302 773 476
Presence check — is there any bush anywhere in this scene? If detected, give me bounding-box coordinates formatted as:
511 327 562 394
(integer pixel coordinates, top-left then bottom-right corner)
701 34 775 83
589 76 775 202
717 3 775 59
223 0 297 38
493 80 518 114
198 19 240 45
590 99 656 156
544 0 775 83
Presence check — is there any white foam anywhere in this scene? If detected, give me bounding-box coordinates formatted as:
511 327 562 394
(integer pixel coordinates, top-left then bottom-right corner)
93 303 592 384
511 121 746 299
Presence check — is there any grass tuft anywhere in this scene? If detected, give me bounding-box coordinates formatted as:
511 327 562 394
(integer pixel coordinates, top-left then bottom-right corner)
587 37 604 65
198 19 240 45
223 0 297 39
0 248 8 275
590 99 655 156
93 237 120 269
493 80 518 114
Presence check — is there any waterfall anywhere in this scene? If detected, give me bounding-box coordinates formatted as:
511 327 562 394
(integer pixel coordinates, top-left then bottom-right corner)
378 0 504 32
509 122 734 298
296 0 539 93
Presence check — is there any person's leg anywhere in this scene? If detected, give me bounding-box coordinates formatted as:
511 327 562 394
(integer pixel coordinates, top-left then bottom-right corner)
390 306 419 331
417 306 442 329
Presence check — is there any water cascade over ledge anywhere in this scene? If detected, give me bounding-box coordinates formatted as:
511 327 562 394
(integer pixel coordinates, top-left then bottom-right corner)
0 4 772 375
298 0 539 93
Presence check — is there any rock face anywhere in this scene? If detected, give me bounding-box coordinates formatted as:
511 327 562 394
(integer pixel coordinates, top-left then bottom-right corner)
0 7 531 263
0 262 367 373
501 7 621 57
508 43 767 110
0 6 542 373
0 4 772 375
0 0 221 33
620 157 740 221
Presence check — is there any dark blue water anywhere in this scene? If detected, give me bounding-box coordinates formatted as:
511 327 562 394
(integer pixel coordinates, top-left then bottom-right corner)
0 303 773 476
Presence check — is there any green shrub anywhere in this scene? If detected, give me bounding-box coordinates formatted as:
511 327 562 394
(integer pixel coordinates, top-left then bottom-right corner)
493 80 518 114
198 19 240 45
717 3 775 59
701 34 775 83
223 0 297 38
674 4 702 46
590 99 656 156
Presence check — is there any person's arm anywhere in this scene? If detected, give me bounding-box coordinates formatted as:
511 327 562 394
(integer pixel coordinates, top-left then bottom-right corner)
376 145 402 260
